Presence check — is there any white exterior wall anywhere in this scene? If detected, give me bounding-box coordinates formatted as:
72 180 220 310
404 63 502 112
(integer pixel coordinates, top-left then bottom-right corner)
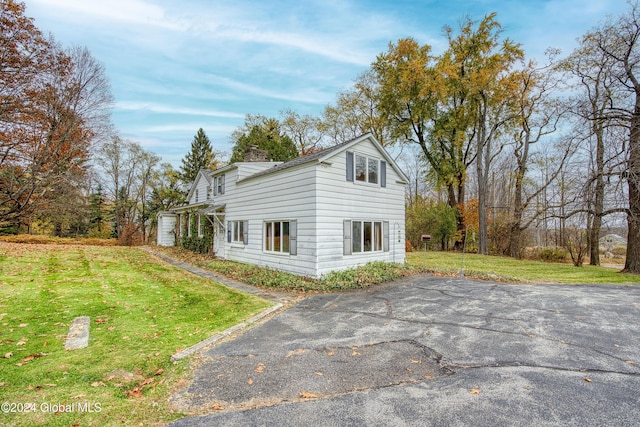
157 212 177 246
314 139 406 276
187 172 211 205
223 164 318 276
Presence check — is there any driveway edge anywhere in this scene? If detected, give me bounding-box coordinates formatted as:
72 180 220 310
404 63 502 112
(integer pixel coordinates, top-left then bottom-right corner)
170 303 284 361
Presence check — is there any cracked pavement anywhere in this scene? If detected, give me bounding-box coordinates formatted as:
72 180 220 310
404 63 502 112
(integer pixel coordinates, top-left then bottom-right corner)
169 275 640 426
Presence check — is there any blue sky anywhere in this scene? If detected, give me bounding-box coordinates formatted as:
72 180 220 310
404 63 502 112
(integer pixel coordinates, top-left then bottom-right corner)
24 0 627 166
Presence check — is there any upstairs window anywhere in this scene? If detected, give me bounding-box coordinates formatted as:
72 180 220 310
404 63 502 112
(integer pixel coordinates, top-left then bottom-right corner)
347 151 385 186
214 174 225 195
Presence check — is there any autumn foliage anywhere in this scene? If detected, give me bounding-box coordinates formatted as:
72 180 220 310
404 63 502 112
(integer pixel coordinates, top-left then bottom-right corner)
0 0 112 230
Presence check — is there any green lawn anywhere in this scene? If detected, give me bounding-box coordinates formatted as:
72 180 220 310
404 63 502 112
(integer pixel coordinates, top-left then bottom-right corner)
0 243 271 426
407 251 640 284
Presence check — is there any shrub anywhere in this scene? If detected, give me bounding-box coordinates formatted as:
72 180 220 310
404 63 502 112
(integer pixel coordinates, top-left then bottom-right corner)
181 235 212 254
0 235 117 246
538 247 568 263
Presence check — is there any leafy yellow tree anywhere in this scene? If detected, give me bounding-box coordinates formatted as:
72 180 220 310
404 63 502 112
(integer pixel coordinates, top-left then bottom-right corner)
373 15 523 253
440 13 524 254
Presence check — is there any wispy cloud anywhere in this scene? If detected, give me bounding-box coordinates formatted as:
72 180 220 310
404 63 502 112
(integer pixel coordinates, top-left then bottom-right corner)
115 101 245 119
29 0 186 30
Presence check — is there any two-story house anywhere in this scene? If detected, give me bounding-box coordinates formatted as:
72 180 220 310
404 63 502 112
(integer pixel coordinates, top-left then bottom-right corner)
156 133 408 278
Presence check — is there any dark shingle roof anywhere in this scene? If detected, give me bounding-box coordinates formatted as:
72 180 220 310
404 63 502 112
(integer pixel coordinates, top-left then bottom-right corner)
239 136 359 182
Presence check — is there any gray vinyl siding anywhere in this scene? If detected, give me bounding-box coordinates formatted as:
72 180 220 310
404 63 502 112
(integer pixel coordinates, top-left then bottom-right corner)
314 139 406 276
224 163 318 277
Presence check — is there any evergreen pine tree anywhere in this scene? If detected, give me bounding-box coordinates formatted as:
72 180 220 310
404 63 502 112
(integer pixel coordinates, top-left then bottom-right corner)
180 128 217 184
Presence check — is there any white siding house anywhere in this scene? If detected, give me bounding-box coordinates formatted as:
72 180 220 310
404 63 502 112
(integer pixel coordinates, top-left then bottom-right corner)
157 133 408 277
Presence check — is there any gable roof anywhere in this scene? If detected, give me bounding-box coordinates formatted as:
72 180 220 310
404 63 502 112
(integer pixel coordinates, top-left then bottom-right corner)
185 168 213 202
238 133 408 183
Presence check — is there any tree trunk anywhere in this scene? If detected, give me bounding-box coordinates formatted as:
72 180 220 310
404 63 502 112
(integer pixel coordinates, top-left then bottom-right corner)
509 176 525 259
624 94 640 273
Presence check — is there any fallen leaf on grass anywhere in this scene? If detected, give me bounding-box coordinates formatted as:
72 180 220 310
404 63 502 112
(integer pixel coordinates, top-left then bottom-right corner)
91 381 106 387
16 337 27 346
469 388 481 394
0 382 5 387
154 368 164 376
18 323 27 328
4 352 12 358
126 387 143 398
140 378 154 387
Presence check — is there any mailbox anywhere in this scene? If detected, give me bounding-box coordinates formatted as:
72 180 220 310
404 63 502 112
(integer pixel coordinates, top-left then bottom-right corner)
421 234 431 242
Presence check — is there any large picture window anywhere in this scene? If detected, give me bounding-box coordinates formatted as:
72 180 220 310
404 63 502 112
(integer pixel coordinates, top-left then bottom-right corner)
264 220 295 254
353 220 382 252
344 220 389 255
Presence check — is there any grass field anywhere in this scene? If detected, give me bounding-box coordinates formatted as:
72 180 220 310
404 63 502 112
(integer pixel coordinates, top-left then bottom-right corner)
406 251 640 284
1 240 637 426
0 242 271 426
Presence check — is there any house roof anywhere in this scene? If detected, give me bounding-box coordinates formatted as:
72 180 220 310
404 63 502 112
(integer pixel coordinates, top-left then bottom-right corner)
184 169 214 202
238 133 408 183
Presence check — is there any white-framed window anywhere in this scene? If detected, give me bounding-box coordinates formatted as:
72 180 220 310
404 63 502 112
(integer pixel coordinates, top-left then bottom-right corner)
264 220 297 255
214 174 225 195
352 220 382 252
355 154 378 184
346 151 386 187
343 220 389 255
227 220 248 244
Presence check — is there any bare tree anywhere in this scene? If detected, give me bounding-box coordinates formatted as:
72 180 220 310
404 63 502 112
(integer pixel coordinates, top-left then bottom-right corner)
585 2 640 273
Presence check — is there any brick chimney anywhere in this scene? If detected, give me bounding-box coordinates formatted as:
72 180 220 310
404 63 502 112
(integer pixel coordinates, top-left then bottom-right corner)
244 145 269 162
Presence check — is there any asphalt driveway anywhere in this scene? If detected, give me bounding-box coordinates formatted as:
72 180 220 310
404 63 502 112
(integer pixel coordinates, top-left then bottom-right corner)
169 275 640 426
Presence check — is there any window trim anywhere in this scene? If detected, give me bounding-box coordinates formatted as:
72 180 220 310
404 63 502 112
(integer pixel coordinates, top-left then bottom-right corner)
263 220 297 255
344 219 389 255
228 220 248 245
348 151 381 185
213 174 225 196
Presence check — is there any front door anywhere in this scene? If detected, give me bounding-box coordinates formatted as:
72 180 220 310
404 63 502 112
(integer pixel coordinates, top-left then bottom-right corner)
214 221 226 258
